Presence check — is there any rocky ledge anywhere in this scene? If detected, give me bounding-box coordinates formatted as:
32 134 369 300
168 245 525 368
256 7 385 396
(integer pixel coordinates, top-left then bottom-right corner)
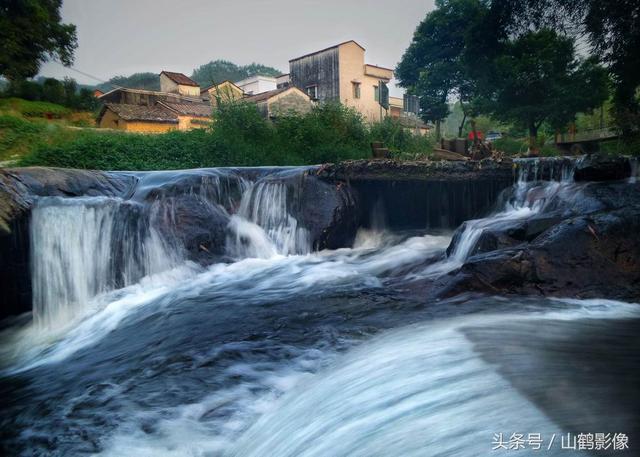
422 178 640 301
316 158 515 182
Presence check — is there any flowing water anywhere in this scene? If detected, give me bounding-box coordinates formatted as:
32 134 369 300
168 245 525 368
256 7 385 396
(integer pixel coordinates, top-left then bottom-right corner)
0 163 637 456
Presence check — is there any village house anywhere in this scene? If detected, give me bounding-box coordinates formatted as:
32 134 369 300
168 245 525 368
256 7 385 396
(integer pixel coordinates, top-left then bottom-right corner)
288 40 394 123
235 75 277 95
243 86 313 119
389 96 430 135
96 71 213 132
200 80 244 107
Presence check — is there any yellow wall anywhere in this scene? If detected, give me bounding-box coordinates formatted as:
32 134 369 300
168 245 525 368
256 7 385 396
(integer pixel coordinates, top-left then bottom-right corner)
338 41 393 123
125 121 177 133
177 115 211 130
208 82 244 108
98 109 123 130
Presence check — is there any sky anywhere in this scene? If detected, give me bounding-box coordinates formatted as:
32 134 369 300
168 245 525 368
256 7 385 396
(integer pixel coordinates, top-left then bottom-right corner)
38 0 436 96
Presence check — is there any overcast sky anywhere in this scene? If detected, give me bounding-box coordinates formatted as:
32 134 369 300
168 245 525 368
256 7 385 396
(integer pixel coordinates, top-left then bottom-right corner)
38 0 436 96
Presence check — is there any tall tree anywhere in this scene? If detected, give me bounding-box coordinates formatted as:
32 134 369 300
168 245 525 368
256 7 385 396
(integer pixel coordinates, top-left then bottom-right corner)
396 0 484 139
482 29 609 150
486 0 640 137
0 0 77 80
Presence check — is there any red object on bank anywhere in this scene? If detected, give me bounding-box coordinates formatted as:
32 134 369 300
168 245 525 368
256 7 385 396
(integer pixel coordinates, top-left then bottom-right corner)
468 130 484 140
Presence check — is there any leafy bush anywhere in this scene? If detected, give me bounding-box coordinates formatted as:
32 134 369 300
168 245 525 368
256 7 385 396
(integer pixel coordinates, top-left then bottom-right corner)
368 117 434 159
19 101 439 170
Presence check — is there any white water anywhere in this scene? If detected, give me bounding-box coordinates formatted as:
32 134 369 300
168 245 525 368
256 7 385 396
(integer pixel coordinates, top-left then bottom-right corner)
228 181 310 257
30 197 179 329
98 298 639 457
416 159 576 279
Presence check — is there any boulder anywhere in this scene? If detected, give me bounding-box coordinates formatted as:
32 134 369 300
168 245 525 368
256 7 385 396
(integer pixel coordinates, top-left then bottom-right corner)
432 182 640 301
574 154 631 181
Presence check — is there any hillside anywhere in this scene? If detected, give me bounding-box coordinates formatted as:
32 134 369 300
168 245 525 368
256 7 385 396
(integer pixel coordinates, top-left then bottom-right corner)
95 60 282 92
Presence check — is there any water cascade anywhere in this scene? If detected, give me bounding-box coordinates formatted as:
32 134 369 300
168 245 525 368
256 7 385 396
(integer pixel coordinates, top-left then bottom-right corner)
2 158 638 456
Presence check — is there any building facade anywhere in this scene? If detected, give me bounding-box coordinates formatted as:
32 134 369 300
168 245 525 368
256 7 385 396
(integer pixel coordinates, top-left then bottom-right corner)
288 40 393 122
235 76 277 95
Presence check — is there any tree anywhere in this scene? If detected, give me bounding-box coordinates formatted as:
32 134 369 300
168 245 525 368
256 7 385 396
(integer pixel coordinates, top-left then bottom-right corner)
96 72 160 92
485 0 640 137
191 60 281 87
396 0 485 139
482 29 609 150
0 0 77 81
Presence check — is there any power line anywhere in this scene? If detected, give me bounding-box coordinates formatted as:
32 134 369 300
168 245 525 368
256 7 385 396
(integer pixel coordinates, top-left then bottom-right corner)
49 58 123 89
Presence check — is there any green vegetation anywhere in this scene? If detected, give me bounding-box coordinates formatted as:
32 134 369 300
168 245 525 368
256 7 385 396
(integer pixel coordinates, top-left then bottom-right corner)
190 60 281 88
397 0 638 150
95 72 160 92
18 102 434 170
0 98 71 118
0 114 85 163
4 77 98 111
0 0 77 81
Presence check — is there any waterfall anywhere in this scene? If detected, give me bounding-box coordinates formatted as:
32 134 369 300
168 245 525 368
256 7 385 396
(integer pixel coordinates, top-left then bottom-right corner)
443 159 575 265
227 181 310 258
514 157 577 183
30 197 181 329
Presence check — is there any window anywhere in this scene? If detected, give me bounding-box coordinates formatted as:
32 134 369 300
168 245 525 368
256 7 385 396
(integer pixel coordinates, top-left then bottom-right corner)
352 82 361 99
306 85 318 99
374 85 379 102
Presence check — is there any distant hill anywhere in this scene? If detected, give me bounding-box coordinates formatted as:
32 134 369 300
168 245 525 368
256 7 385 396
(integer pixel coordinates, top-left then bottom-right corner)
95 61 282 93
95 72 160 92
191 60 281 87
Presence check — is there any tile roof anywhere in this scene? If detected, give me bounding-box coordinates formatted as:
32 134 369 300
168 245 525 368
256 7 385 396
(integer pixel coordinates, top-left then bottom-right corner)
244 88 288 103
104 103 178 123
159 101 213 117
160 71 199 87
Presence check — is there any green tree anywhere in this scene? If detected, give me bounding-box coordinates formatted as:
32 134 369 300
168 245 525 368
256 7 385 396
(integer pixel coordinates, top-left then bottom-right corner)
41 77 64 104
0 0 77 80
191 60 281 87
96 72 160 92
485 0 640 137
396 0 484 139
482 29 609 150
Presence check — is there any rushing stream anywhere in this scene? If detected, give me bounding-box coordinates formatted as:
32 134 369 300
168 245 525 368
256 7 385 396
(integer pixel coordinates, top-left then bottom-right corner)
0 161 637 456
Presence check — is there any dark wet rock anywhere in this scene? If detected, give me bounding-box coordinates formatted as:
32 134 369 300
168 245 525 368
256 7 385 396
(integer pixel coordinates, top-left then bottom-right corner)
434 198 640 301
316 158 514 182
574 154 631 181
266 171 360 250
151 194 230 264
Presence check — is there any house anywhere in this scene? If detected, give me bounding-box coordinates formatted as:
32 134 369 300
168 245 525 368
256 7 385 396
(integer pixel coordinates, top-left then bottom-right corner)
235 75 277 95
288 40 393 122
276 74 291 89
93 89 104 98
244 87 313 119
97 103 179 132
201 80 244 107
160 71 201 97
97 71 214 132
389 96 430 135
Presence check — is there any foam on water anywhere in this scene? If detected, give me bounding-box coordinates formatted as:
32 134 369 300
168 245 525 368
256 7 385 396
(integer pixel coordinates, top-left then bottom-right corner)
94 298 638 457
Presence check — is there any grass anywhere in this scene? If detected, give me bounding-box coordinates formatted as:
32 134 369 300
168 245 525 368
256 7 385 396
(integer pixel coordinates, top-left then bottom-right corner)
0 97 72 118
0 97 99 164
18 102 436 170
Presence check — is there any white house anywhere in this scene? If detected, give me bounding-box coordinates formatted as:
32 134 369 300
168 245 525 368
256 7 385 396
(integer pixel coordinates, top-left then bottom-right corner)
235 75 277 95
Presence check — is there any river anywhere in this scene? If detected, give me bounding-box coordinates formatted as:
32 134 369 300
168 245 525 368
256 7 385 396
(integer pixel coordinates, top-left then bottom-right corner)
0 161 637 456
